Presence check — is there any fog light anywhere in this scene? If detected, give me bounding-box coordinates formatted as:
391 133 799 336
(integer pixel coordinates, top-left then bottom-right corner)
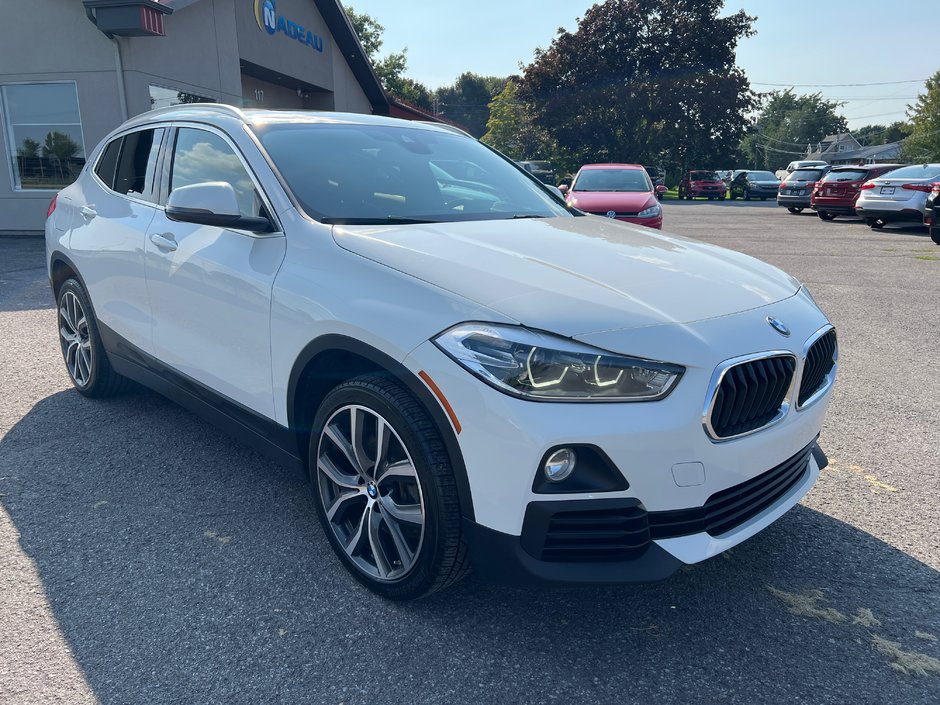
544 448 576 483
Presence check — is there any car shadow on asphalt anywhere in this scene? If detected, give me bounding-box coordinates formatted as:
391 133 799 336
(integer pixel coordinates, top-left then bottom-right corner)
2 389 938 704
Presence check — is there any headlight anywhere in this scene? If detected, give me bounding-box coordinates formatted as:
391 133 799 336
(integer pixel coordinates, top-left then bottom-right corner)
637 203 662 218
433 323 684 401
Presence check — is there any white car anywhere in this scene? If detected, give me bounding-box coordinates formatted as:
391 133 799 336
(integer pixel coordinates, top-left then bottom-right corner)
45 105 837 599
855 163 940 229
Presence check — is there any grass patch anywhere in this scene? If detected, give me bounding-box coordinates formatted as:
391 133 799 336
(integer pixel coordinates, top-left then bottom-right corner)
766 586 848 624
852 608 882 628
871 634 940 677
915 255 939 261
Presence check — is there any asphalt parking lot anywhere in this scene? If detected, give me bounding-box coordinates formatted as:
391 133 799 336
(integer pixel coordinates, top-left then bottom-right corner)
1 202 938 704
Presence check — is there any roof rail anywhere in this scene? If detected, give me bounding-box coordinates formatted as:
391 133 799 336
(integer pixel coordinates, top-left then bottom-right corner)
142 103 248 121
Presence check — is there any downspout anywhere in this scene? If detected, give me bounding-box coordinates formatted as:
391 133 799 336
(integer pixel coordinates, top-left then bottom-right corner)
84 6 128 121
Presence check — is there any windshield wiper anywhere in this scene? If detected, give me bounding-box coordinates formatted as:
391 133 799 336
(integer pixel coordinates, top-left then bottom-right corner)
321 216 441 225
509 213 549 219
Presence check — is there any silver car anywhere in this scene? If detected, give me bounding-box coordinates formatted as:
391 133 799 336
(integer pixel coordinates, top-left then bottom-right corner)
855 164 940 229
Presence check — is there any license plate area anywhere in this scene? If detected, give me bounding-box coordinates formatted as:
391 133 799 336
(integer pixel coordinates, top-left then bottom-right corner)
880 186 895 195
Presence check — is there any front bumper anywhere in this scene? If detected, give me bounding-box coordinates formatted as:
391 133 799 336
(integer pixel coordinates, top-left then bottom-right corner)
465 444 825 585
616 214 663 229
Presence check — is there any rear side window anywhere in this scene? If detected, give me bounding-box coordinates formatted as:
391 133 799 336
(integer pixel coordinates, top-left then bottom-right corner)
170 128 262 217
109 128 165 201
94 138 122 190
788 169 825 181
878 164 940 180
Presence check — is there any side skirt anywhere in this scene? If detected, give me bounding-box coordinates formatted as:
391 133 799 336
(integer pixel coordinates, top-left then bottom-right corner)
99 323 305 474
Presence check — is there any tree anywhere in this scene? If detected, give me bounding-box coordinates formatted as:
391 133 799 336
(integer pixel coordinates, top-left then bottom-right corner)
520 0 757 176
901 70 940 162
436 73 508 138
739 90 847 170
42 131 80 160
17 138 40 159
345 6 434 112
853 121 911 146
482 79 558 162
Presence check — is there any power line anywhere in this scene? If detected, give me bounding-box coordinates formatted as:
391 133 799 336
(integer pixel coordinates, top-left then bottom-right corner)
752 79 927 88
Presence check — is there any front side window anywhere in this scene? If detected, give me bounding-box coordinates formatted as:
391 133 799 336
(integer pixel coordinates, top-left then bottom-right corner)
170 128 262 217
1 82 85 190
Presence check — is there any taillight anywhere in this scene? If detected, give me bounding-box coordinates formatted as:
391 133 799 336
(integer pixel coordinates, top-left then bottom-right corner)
46 194 57 218
902 183 933 193
860 182 877 190
931 182 940 194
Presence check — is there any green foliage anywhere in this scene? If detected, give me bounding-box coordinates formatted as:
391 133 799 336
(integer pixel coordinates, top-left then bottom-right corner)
901 70 940 162
740 90 847 170
482 80 558 162
853 121 911 146
520 0 757 174
345 6 384 60
436 73 507 138
42 131 80 160
17 138 40 159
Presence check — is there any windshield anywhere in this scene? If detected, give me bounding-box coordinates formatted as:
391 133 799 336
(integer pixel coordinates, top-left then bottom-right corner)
573 169 652 192
747 171 778 181
690 171 720 181
878 164 940 180
822 169 867 183
255 123 570 223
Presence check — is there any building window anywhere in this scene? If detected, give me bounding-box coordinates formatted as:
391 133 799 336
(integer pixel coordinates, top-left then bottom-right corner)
838 144 846 153
149 84 216 110
1 82 85 190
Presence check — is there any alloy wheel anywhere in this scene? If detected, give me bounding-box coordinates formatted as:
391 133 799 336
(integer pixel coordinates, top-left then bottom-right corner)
59 290 93 387
316 404 426 582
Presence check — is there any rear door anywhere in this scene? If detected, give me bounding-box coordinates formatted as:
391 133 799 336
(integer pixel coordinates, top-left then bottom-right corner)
67 127 166 352
144 124 286 419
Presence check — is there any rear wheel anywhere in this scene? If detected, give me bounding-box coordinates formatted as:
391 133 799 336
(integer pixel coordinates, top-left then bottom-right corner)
818 211 836 221
310 375 469 600
931 226 940 245
869 218 886 230
56 278 130 398
787 207 803 214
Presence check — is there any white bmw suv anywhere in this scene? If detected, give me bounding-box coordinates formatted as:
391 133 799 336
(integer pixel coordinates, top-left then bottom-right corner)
46 105 837 599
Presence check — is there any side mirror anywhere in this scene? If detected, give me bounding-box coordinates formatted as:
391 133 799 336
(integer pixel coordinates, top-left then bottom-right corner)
166 182 273 233
656 185 667 194
548 185 565 200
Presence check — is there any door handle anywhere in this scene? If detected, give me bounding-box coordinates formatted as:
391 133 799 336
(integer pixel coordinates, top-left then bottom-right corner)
150 232 178 252
80 206 97 220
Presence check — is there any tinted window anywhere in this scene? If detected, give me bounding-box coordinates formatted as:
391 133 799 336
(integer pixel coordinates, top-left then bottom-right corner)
690 171 720 180
256 123 569 223
746 171 778 180
95 138 122 190
170 128 261 217
574 169 651 192
788 169 826 181
878 164 940 180
822 170 867 183
113 128 164 200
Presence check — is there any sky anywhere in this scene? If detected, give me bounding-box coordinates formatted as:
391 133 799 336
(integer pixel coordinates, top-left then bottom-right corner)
346 0 938 130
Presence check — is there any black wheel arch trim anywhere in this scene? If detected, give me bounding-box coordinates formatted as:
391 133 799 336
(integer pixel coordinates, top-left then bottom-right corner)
287 334 475 521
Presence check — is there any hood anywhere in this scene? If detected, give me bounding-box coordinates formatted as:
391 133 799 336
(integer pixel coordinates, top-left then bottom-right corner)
332 217 801 338
566 191 655 213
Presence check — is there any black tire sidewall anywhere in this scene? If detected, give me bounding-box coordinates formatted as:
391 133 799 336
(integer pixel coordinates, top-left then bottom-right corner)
308 377 456 600
57 279 106 395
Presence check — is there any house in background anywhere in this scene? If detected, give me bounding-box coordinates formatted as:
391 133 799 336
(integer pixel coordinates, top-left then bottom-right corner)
804 132 903 165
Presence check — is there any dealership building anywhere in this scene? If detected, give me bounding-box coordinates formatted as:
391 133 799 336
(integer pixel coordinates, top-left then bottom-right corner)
0 0 391 231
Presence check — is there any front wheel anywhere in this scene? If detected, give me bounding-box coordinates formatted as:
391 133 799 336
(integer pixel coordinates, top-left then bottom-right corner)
787 207 803 214
56 278 130 398
310 375 469 600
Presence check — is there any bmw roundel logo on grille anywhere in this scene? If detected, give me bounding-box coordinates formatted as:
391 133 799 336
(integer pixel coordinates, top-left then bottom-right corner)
767 316 791 337
606 210 616 218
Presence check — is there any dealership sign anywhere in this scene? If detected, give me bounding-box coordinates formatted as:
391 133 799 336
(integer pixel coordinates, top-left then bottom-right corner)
254 0 324 52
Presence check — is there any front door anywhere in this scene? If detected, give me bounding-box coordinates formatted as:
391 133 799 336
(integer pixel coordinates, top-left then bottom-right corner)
145 125 286 419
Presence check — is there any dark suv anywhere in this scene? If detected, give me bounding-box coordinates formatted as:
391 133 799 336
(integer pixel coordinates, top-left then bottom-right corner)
811 164 904 221
778 166 831 214
516 160 556 185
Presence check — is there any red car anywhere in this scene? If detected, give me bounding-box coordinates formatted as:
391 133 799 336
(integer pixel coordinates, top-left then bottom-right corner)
565 163 663 228
677 170 727 200
811 163 904 220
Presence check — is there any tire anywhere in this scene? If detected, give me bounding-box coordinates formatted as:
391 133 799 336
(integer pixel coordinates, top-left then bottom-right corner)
721 193 727 200
787 207 803 214
56 278 131 398
729 193 737 201
818 211 836 221
931 225 940 245
744 190 751 201
309 375 470 600
870 219 885 230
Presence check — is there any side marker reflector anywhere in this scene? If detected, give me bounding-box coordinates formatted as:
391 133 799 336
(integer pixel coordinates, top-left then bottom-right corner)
418 371 461 434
